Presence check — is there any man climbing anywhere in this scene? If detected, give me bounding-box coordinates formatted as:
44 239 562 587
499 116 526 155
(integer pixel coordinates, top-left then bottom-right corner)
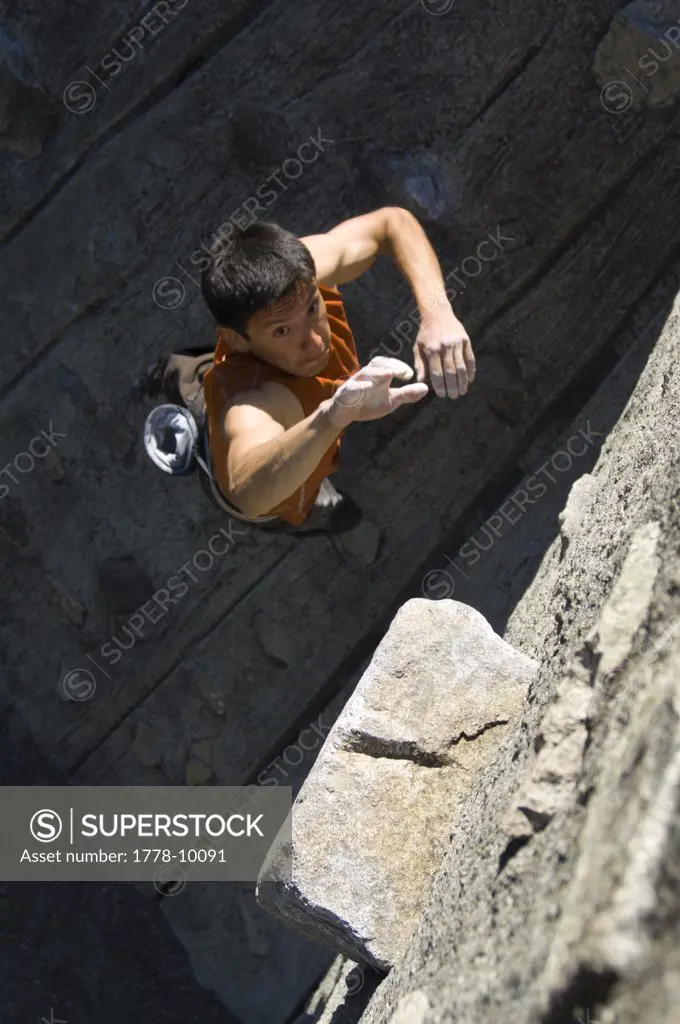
200 206 476 534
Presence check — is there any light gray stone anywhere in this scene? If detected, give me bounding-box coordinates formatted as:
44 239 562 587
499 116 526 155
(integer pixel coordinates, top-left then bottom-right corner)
356 269 680 1024
257 598 538 971
595 519 661 677
505 520 661 839
537 639 680 1007
389 991 430 1024
257 662 372 800
503 673 596 838
558 473 598 558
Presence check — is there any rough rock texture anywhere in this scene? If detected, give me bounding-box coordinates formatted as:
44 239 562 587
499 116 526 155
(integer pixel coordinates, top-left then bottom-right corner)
3 0 679 808
344 288 680 1022
150 669 370 1024
0 677 240 1024
2 0 680 1020
504 519 662 840
0 65 55 157
557 473 598 560
593 1 680 112
292 956 380 1024
257 601 538 971
157 880 331 1024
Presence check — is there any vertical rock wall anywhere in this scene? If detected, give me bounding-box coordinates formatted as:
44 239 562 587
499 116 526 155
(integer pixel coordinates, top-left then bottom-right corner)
349 294 680 1024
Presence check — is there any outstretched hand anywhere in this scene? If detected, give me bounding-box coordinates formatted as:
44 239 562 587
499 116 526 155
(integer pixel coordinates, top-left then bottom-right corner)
328 356 429 428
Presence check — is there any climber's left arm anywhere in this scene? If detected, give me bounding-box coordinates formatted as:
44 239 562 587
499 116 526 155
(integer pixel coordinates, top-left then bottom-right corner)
302 206 475 400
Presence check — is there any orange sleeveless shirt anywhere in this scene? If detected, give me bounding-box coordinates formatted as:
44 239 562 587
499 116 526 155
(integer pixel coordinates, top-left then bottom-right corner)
203 284 361 525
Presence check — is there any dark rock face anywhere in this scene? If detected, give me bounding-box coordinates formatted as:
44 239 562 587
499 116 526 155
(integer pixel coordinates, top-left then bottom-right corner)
0 65 55 156
97 555 156 614
594 0 680 112
0 0 679 1021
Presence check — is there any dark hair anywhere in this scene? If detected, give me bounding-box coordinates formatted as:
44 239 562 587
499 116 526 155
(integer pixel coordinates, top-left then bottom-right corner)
200 220 316 336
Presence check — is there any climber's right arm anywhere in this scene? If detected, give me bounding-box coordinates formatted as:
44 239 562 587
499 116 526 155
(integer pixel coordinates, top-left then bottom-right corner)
221 382 345 518
222 358 428 518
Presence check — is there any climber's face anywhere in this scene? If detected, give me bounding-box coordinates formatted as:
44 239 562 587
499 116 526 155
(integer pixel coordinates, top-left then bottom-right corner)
229 279 332 377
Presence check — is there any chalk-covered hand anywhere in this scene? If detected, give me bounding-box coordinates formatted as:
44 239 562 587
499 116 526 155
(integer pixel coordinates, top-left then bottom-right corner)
414 312 476 399
327 356 429 429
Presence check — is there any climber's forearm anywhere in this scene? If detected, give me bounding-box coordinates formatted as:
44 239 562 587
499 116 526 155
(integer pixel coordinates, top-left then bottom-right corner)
381 207 461 321
229 399 344 518
382 208 475 397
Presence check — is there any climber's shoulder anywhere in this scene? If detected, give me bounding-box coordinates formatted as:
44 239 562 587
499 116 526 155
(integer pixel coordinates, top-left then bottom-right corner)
222 380 304 443
301 208 397 287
